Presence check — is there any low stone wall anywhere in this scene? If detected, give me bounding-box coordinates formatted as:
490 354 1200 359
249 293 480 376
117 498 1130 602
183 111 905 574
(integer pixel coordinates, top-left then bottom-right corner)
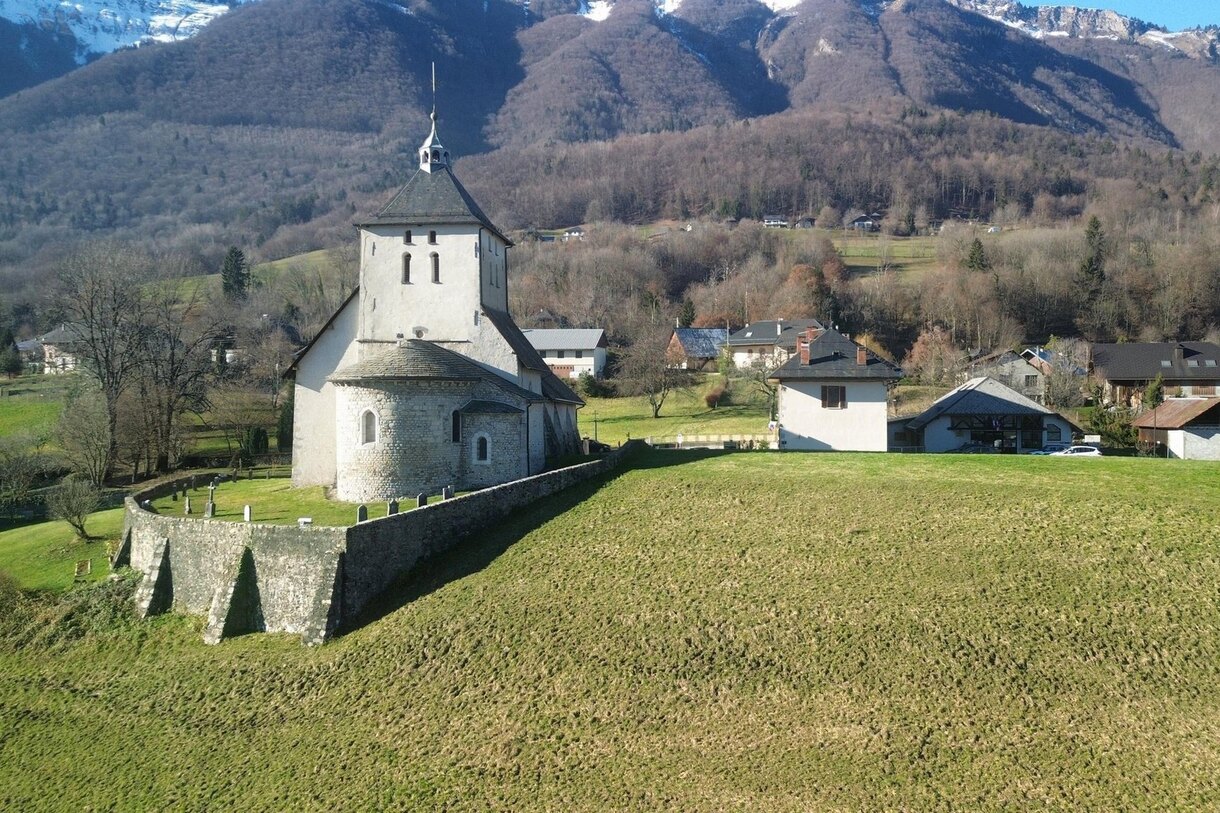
118 443 643 645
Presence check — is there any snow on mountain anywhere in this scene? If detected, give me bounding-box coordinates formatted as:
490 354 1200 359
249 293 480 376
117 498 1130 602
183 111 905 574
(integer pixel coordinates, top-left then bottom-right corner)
0 0 237 62
946 0 1218 58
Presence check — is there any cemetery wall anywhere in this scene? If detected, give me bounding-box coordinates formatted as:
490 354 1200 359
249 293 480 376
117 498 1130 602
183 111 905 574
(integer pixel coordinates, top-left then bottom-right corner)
119 442 642 644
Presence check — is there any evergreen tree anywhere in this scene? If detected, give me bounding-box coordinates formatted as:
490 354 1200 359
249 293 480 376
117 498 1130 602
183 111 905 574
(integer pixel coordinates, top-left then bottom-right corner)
0 329 20 377
679 298 696 328
1143 374 1164 410
221 247 251 301
966 238 990 272
1079 216 1106 288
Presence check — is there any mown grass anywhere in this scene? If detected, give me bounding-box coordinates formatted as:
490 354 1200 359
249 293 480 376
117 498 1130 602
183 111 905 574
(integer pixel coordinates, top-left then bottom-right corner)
0 507 124 592
581 384 772 445
0 374 71 440
2 452 1219 810
146 478 425 527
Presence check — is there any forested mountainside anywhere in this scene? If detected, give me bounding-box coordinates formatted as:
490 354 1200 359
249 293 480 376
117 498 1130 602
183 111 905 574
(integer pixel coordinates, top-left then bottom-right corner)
1 0 1219 298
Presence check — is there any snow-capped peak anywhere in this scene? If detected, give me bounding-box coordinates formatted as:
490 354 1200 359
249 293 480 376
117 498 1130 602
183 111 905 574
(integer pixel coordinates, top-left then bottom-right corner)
946 0 1218 58
0 0 238 62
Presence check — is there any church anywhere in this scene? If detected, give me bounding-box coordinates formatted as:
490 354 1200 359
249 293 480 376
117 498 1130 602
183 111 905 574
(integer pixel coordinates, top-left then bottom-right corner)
289 114 583 502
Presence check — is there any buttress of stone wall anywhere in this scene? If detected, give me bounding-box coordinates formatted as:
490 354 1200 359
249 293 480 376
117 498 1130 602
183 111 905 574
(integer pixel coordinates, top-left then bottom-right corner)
120 443 644 645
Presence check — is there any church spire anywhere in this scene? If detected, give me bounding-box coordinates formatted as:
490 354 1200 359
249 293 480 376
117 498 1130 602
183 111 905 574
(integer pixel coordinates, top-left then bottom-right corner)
418 63 450 174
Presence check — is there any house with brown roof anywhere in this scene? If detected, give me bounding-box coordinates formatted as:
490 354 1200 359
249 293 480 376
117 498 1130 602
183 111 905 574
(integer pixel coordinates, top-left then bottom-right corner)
1132 398 1220 460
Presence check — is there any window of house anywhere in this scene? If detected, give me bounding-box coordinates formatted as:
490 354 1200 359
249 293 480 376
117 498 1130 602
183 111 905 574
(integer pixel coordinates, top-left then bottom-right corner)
1025 374 1038 388
361 410 378 445
404 230 413 244
402 254 411 284
1196 385 1217 396
575 350 583 359
557 350 565 359
451 410 461 443
821 385 847 409
474 434 490 464
431 253 440 283
428 230 437 245
1047 424 1062 441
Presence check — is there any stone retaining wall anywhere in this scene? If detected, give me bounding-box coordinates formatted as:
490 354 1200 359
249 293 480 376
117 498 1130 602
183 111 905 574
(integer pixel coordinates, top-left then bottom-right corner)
118 442 643 644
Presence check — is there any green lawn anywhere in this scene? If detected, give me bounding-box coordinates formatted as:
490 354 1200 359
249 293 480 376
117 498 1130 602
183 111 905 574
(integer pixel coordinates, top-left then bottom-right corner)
0 507 124 592
147 478 423 527
581 384 772 445
3 452 1220 810
0 374 72 440
171 248 334 301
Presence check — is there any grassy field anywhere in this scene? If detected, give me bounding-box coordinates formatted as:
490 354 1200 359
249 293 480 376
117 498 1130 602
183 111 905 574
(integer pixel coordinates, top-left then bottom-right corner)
0 374 73 442
171 248 335 301
2 452 1219 810
581 383 772 445
0 507 124 592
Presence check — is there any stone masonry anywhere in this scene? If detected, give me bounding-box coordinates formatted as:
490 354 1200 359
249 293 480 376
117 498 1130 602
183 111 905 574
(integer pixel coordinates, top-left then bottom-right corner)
118 443 642 645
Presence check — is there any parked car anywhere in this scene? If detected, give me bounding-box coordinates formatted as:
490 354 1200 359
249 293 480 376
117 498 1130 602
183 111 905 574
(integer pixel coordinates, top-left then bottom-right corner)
1028 443 1072 455
1049 445 1102 457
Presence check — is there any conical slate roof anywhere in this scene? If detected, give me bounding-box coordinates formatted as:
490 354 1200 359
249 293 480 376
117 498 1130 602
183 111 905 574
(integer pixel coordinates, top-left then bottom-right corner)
356 166 511 244
328 340 542 402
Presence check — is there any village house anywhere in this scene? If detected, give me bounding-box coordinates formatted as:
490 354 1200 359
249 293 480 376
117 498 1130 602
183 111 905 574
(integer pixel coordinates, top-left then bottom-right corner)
1091 341 1220 407
666 327 728 371
39 323 83 374
967 350 1045 402
891 376 1079 454
287 113 583 503
523 328 608 380
1132 398 1220 460
762 214 789 228
770 328 902 452
726 319 824 369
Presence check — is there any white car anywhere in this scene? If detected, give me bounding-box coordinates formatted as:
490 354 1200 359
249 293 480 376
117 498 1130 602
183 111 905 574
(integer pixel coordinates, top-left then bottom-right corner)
1049 445 1102 457
1028 443 1072 455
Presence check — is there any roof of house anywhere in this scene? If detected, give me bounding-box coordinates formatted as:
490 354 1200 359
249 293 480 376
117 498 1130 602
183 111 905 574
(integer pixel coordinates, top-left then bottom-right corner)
16 339 42 353
1092 341 1220 382
328 340 545 403
521 328 607 351
39 323 85 345
769 329 902 382
671 328 728 358
905 376 1072 431
1132 398 1220 429
355 166 512 245
726 319 824 348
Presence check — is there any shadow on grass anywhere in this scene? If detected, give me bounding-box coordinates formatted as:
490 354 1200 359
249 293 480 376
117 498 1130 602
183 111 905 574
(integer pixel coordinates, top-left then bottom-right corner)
340 448 729 636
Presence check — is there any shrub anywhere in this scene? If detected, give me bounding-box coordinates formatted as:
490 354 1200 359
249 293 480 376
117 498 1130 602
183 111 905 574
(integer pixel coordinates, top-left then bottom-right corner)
577 371 615 398
705 386 726 409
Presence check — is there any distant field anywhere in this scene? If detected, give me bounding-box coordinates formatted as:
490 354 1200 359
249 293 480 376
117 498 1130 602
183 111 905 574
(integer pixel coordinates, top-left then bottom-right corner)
0 507 123 592
170 248 335 300
0 374 73 441
3 452 1219 810
581 383 772 445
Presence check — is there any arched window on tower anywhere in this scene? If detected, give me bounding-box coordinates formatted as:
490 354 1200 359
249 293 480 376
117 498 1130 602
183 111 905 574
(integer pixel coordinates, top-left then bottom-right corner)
361 410 378 445
431 252 440 284
401 253 411 284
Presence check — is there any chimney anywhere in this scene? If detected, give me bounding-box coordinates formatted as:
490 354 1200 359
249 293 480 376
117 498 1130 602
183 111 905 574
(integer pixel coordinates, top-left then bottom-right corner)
857 345 868 366
1173 344 1185 364
799 337 810 365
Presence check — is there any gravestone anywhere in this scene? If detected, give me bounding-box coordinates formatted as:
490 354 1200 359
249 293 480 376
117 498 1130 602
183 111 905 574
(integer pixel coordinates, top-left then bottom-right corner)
416 493 427 508
442 485 454 500
243 505 252 522
356 504 368 523
171 491 178 502
298 517 312 527
184 496 192 515
204 501 215 518
387 499 399 516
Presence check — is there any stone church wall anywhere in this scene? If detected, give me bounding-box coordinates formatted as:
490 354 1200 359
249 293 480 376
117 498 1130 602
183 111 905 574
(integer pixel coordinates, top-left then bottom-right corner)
119 442 642 645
